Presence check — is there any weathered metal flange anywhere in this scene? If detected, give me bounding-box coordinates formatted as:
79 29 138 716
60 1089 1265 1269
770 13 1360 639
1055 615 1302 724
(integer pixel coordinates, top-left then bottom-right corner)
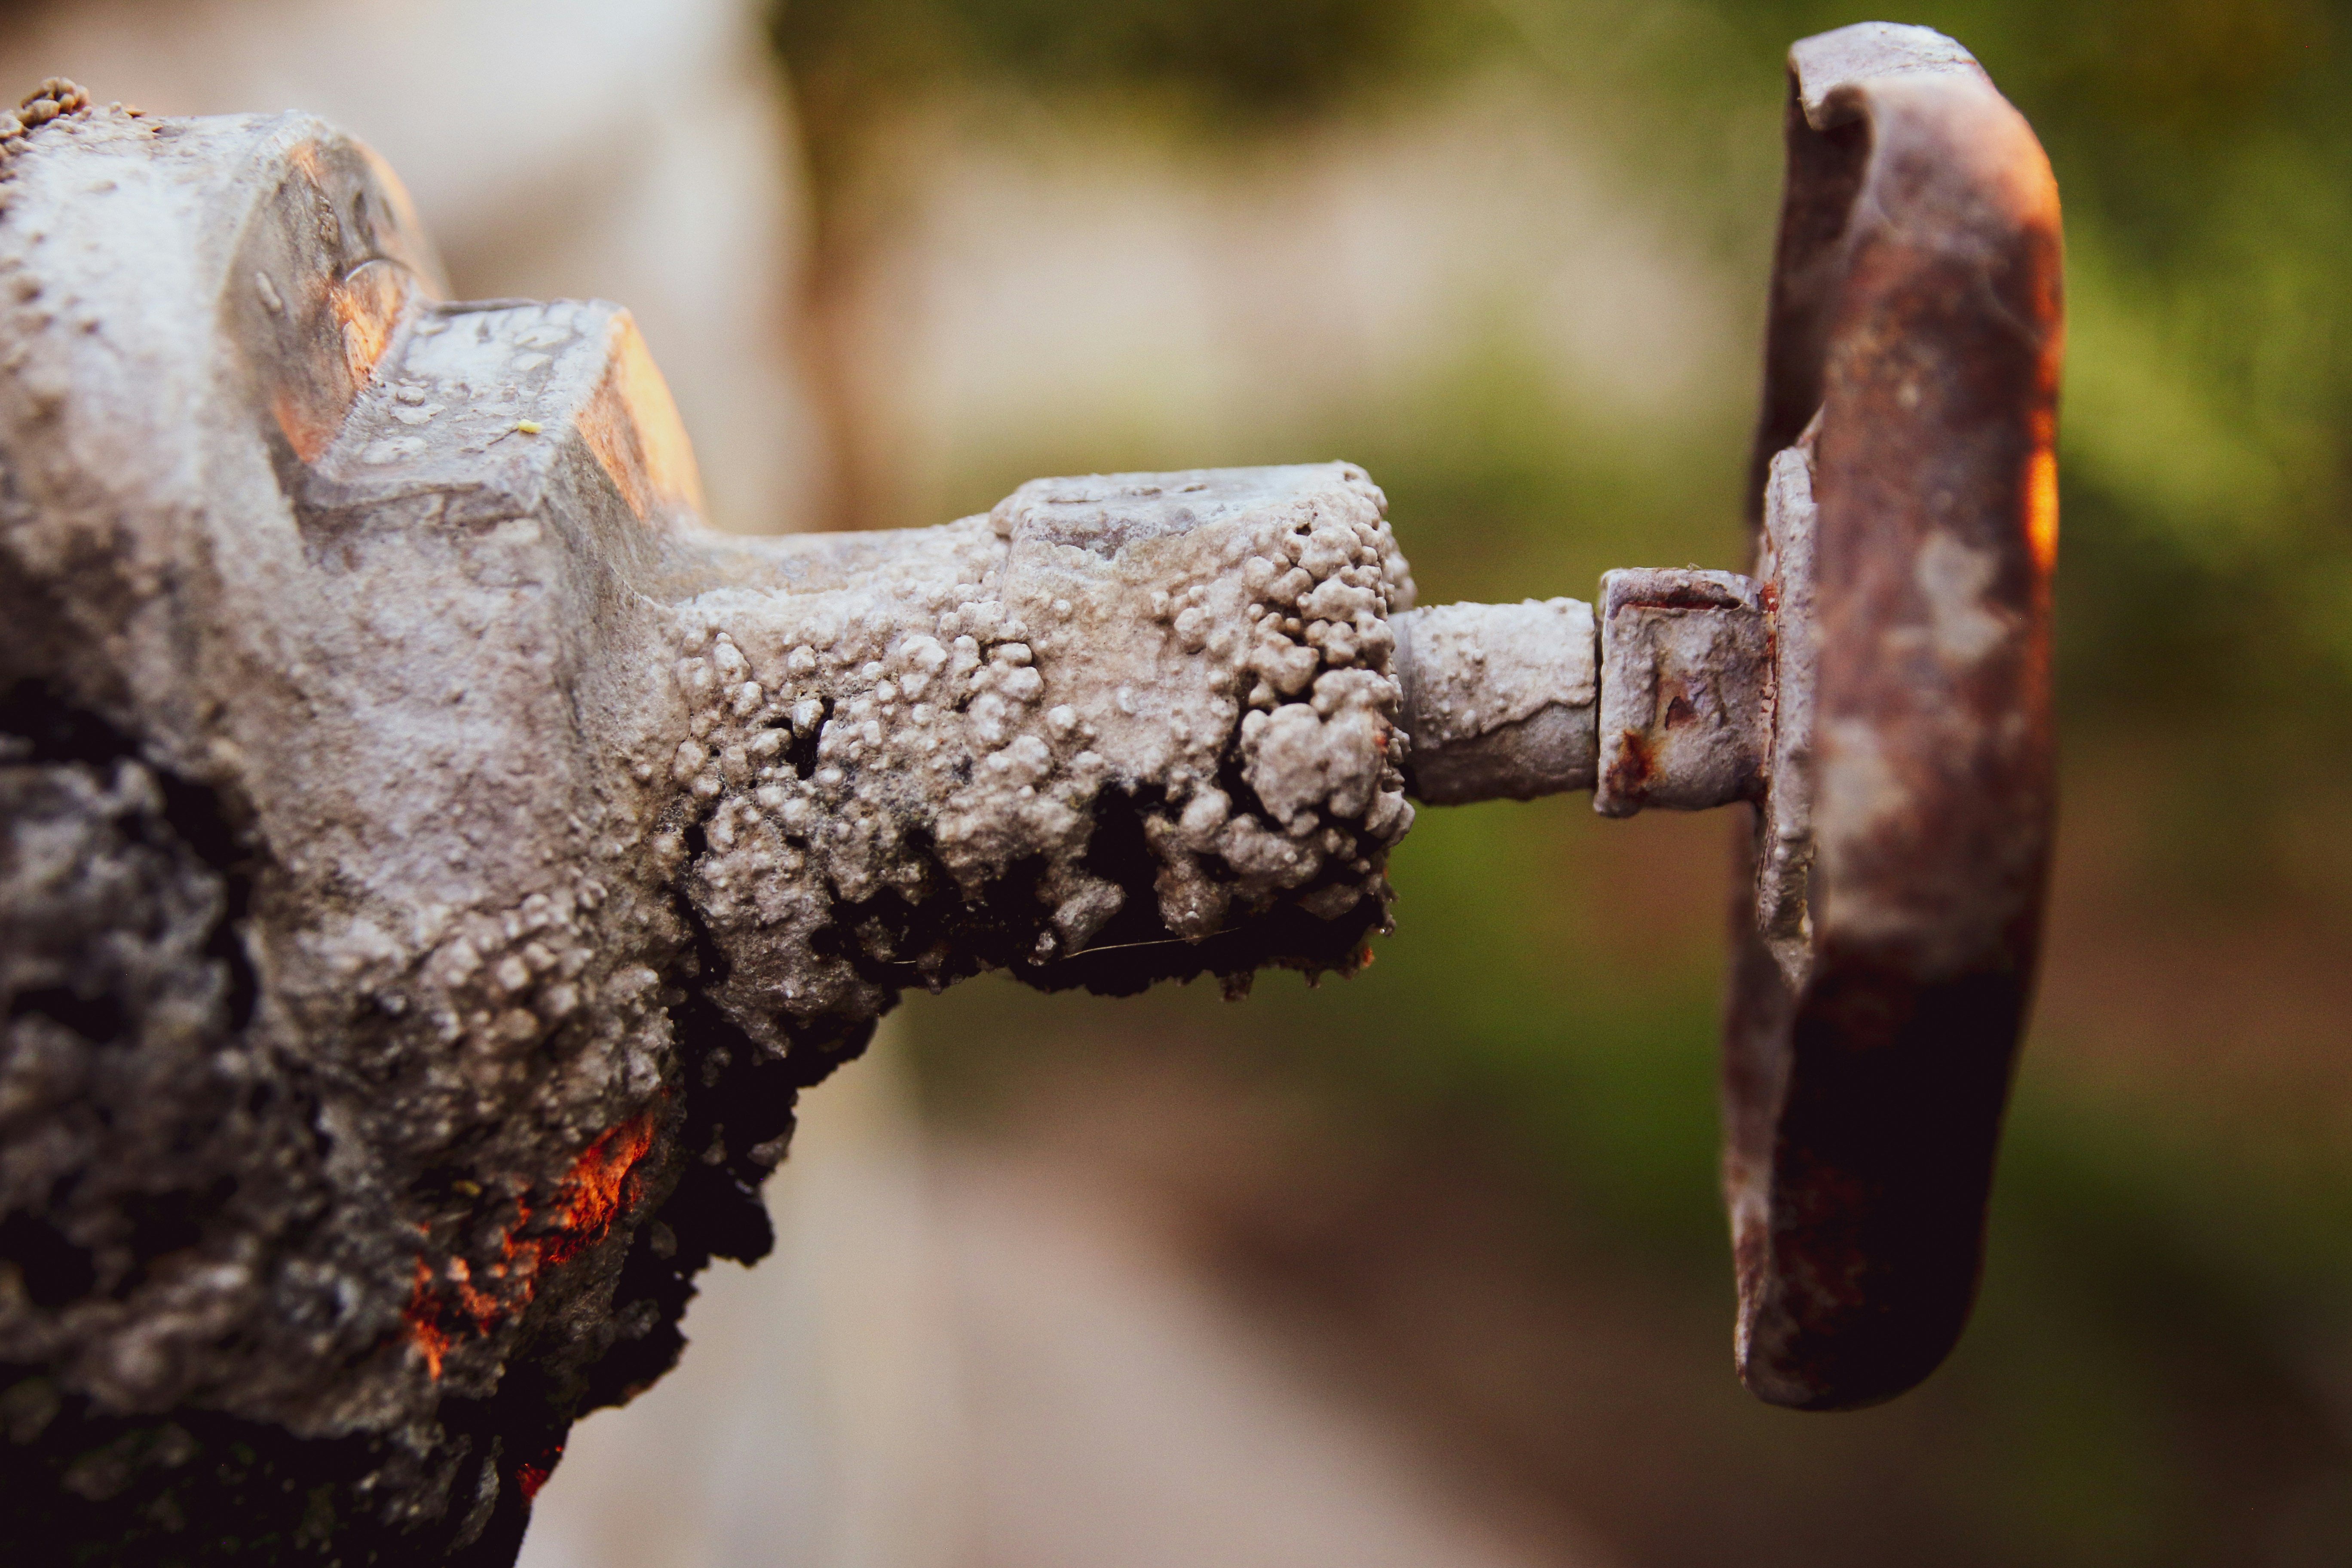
1724 22 2064 1410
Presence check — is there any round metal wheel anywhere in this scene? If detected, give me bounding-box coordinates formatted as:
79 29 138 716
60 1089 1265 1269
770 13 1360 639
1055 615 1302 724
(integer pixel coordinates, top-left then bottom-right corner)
1724 24 2065 1410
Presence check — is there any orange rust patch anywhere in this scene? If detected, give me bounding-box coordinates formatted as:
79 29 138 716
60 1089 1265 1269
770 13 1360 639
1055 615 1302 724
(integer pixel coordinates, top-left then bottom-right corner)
576 313 706 527
2024 444 2059 576
271 387 334 466
267 259 415 464
515 1446 562 1500
405 1259 454 1378
1603 729 1654 799
543 1109 660 1269
331 264 402 388
404 1106 662 1377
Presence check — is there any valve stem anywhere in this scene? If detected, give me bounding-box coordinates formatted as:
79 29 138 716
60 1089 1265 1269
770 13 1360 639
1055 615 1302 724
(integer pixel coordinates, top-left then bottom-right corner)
1393 569 1772 817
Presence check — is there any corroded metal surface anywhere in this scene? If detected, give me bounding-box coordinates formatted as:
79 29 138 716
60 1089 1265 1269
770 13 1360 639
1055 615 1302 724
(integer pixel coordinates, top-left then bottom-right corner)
1750 435 1822 993
1393 598 1597 804
1593 569 1767 818
0 103 1416 1562
0 24 2070 1560
1724 22 2064 1411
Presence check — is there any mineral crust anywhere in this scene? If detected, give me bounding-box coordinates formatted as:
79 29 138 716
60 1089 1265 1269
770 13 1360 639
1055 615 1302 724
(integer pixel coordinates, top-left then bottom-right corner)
0 101 1421 1564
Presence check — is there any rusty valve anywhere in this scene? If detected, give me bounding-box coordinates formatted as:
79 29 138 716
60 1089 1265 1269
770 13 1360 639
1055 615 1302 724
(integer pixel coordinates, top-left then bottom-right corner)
0 19 2057 1565
1384 20 2063 1412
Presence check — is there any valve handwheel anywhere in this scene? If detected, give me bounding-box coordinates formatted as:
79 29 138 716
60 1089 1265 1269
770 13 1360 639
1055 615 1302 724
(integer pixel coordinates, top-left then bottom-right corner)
1721 23 2064 1409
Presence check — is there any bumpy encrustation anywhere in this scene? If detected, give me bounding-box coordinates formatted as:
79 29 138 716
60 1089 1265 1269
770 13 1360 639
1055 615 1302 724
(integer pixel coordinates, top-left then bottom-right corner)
0 101 1417 1563
681 465 1418 1038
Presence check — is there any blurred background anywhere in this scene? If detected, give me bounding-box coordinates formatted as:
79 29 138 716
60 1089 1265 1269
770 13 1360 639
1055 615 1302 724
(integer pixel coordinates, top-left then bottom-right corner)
797 1 2352 1561
8 0 2352 1563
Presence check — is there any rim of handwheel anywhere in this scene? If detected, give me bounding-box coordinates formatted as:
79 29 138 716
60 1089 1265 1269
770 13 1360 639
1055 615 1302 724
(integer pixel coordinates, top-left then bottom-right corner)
1723 22 2065 1412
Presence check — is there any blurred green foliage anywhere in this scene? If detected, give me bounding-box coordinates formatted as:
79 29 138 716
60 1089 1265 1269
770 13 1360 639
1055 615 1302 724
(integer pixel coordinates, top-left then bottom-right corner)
776 2 2352 1562
780 0 2352 747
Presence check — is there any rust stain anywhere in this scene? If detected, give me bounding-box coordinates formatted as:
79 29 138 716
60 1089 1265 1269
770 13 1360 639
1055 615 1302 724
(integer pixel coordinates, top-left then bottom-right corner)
271 387 332 465
285 139 325 185
542 1110 659 1269
404 1259 453 1378
2024 433 2059 576
576 313 706 527
1602 729 1653 799
331 266 399 387
404 1105 661 1377
515 1444 564 1501
266 259 413 464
